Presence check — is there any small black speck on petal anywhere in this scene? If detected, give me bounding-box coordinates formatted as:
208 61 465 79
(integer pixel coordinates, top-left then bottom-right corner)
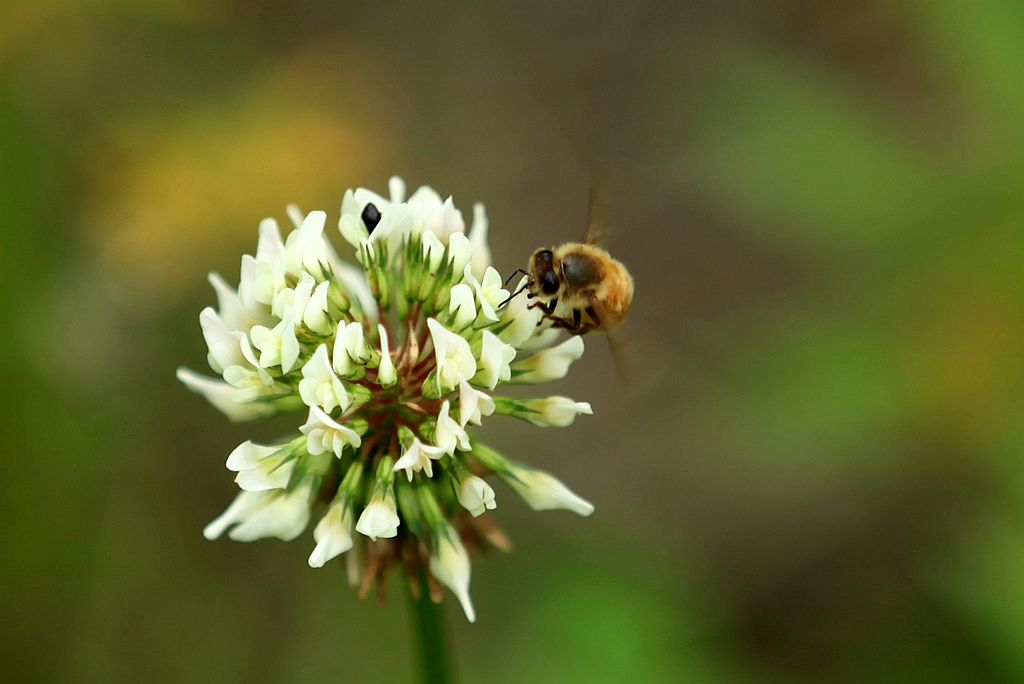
361 203 382 232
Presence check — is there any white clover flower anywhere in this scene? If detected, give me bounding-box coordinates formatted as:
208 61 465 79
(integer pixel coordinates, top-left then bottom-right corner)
434 400 471 455
208 272 260 332
303 281 333 335
300 405 361 458
283 211 332 281
464 265 508 323
203 490 267 541
249 307 300 373
272 271 315 321
458 377 494 427
409 186 465 241
457 474 497 517
199 307 246 374
494 395 593 427
203 477 316 543
222 333 283 402
309 500 355 568
510 335 585 384
251 220 289 307
502 464 594 517
229 477 317 542
226 440 296 491
429 523 476 622
495 277 545 347
176 368 278 422
448 283 477 330
393 438 446 481
299 345 350 414
333 320 372 378
428 318 476 396
180 176 609 623
356 488 400 540
473 330 516 389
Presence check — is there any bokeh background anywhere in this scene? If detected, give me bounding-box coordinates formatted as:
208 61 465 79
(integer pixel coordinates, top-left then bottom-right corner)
2 1 1023 682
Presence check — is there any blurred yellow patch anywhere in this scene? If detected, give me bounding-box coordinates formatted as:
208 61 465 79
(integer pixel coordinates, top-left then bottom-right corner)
81 53 393 312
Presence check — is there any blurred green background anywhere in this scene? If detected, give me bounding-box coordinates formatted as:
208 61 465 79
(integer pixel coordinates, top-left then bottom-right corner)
2 1 1023 682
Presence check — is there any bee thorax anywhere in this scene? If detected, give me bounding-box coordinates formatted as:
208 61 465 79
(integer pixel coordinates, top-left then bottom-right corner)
559 251 604 290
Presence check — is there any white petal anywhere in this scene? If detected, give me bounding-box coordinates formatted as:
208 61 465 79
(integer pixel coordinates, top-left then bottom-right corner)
428 318 477 395
300 406 361 457
299 345 349 413
199 307 245 372
458 377 494 427
203 490 267 540
334 260 378 324
421 230 446 272
225 441 281 471
447 231 472 278
473 330 516 389
428 196 465 241
388 175 406 203
503 465 594 516
377 324 397 387
338 211 369 249
229 479 314 542
308 503 354 568
256 218 284 264
355 493 400 540
467 202 491 280
520 396 593 427
429 525 475 622
208 272 258 332
457 475 496 517
279 318 301 374
435 400 470 455
176 368 276 422
510 336 585 384
286 203 304 230
448 284 477 330
497 277 544 347
408 184 445 213
303 281 333 335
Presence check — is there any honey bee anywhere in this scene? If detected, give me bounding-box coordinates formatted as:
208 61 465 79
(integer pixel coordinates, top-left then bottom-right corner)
504 170 634 336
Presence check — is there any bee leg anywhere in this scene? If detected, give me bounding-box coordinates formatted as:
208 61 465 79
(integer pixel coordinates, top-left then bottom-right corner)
545 313 587 333
569 308 582 331
528 298 557 315
543 307 581 331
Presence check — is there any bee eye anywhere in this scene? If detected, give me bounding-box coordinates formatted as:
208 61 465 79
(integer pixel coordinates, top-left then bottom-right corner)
541 269 559 295
361 203 382 232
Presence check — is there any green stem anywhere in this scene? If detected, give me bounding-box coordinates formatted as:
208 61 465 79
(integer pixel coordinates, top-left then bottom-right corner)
406 569 454 684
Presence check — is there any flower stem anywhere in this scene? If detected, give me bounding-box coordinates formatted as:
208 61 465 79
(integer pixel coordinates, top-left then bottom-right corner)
406 569 455 684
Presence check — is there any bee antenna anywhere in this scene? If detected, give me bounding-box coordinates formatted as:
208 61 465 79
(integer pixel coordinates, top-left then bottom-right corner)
504 268 529 288
500 279 531 308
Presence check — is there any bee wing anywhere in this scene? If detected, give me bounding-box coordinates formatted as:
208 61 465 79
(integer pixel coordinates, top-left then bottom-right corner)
587 293 632 389
581 161 613 247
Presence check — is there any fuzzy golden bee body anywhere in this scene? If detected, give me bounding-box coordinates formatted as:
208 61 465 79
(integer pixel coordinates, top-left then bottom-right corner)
524 242 634 335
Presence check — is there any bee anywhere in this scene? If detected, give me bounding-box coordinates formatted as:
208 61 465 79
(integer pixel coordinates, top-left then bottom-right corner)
505 169 634 336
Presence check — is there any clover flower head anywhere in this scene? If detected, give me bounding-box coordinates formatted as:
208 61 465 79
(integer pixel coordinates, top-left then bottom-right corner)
179 175 597 622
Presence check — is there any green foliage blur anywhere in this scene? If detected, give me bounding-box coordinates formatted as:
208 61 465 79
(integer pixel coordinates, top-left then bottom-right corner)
2 2 1022 682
